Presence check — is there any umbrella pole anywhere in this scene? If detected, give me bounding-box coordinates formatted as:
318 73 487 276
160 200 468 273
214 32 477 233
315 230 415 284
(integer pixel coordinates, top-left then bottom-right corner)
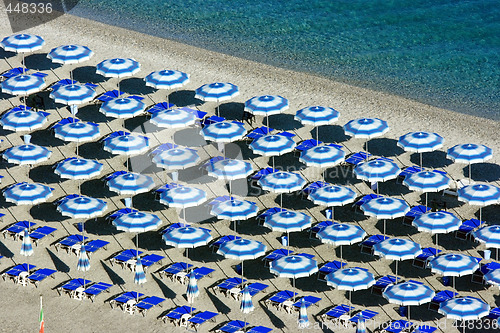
365 139 368 159
436 233 439 248
316 126 319 142
425 192 428 208
340 245 343 264
383 219 386 237
293 276 296 302
469 162 471 182
408 305 410 320
420 153 423 169
349 290 352 316
331 206 334 222
395 261 398 283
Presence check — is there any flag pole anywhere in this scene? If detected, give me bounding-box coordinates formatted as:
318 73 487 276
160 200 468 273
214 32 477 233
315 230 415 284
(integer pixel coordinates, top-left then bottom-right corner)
39 295 44 333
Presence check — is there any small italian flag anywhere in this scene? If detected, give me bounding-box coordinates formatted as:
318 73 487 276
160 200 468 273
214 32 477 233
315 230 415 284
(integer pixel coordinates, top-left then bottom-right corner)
39 296 44 333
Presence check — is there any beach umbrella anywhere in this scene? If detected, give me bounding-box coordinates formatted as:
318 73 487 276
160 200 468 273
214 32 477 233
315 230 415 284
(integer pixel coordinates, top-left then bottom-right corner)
113 210 162 252
106 172 155 196
429 253 480 290
96 58 140 91
240 285 254 314
150 108 196 129
152 147 200 170
245 95 288 128
103 133 149 170
318 223 366 262
308 185 357 221
458 184 500 224
249 134 295 169
265 210 311 247
162 226 212 263
217 238 266 279
57 195 107 219
295 106 340 141
270 255 318 301
373 238 422 281
1 34 44 72
201 121 246 143
3 182 54 205
360 196 410 236
211 199 258 222
300 145 345 169
160 185 207 222
100 97 146 119
298 298 309 329
54 157 103 180
259 171 306 207
77 245 90 272
439 296 489 331
412 211 461 247
447 144 493 181
344 118 389 156
403 170 451 207
326 267 375 315
53 120 100 156
207 159 253 195
356 312 366 333
47 44 94 81
0 108 48 132
195 82 239 116
473 225 500 260
186 270 199 303
398 132 444 168
484 268 500 288
145 69 190 106
134 257 147 285
1 74 46 108
20 228 34 257
354 159 400 193
383 281 435 320
50 84 96 106
3 143 51 165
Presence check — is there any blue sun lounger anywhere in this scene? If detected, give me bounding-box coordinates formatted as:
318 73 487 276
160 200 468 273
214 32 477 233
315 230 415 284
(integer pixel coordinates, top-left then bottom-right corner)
2 263 36 283
251 167 279 181
429 290 458 311
265 290 298 309
139 254 164 272
262 248 294 267
246 326 273 333
403 205 431 226
201 115 225 127
295 139 322 154
353 194 383 213
26 268 57 287
58 278 92 297
360 234 389 255
413 247 442 269
309 220 334 239
2 220 36 239
110 291 144 309
190 266 215 281
241 282 269 297
135 296 165 316
317 260 347 281
178 107 207 120
96 89 124 102
84 239 109 256
257 207 288 225
160 222 190 234
344 151 372 166
396 165 424 183
188 311 219 331
211 235 242 253
28 226 57 245
246 126 274 140
372 275 401 296
146 102 175 114
1 67 28 78
216 320 249 333
473 261 500 284
160 262 193 279
82 282 113 302
289 296 322 312
301 181 330 198
213 277 246 296
456 218 485 240
321 304 355 322
208 195 236 206
55 234 88 253
109 249 143 267
382 319 413 333
163 305 196 325
349 309 378 323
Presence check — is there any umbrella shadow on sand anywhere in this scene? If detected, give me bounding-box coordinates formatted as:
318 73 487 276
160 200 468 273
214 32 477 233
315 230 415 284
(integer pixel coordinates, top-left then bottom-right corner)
29 128 65 147
271 114 302 131
219 102 245 121
46 248 70 274
72 65 107 84
314 124 350 143
409 150 452 169
205 288 231 314
468 163 500 182
75 103 109 123
119 77 156 95
168 89 201 108
100 260 126 286
152 274 176 299
25 53 59 71
367 138 404 157
30 202 66 222
258 300 286 329
0 240 14 258
29 164 61 184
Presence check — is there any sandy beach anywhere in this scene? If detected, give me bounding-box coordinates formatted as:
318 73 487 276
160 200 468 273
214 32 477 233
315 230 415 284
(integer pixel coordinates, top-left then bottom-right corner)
0 8 499 333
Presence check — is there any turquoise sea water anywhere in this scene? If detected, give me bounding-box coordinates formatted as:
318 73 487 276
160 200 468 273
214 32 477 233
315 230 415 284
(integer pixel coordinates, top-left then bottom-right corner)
71 0 500 120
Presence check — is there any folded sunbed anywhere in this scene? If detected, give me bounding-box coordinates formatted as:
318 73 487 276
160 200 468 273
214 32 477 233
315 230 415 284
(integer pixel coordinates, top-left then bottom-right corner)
82 282 113 302
27 268 57 287
413 247 441 269
135 296 165 316
428 290 458 311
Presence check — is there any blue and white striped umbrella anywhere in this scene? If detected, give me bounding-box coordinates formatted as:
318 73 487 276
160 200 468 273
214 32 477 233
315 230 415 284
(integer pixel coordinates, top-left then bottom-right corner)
308 185 357 207
383 282 435 306
134 257 147 285
50 84 96 105
270 255 318 278
54 121 100 142
113 211 162 233
195 82 239 102
1 74 46 96
344 118 389 139
354 159 401 183
240 286 254 314
300 145 345 168
439 297 489 321
186 270 199 303
77 245 90 272
217 238 266 260
473 225 500 249
20 228 34 257
447 144 493 164
356 312 366 333
458 184 500 207
57 195 107 219
1 34 44 53
295 106 340 126
360 196 410 219
264 210 312 233
54 158 103 179
398 132 444 153
100 97 146 119
429 253 480 277
150 109 197 129
318 223 366 246
484 268 500 287
152 147 200 170
207 158 253 180
412 211 461 234
3 144 51 165
145 70 190 90
244 95 289 116
211 200 259 221
249 134 296 156
373 238 422 261
96 58 140 78
107 172 155 196
162 226 212 248
3 182 54 205
403 171 451 193
159 186 207 208
326 268 375 291
201 121 246 143
298 298 309 329
258 171 306 193
103 134 149 156
48 44 94 64
0 109 48 132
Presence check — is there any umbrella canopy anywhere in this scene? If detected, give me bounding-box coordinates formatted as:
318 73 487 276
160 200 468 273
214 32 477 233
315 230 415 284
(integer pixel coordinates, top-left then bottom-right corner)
473 225 500 249
0 109 48 132
270 255 318 278
240 286 254 314
326 268 375 291
373 238 422 261
20 229 34 257
57 195 107 219
360 196 410 219
152 147 200 170
53 121 100 142
354 159 401 183
186 270 199 303
159 186 207 208
447 143 493 164
1 74 46 96
308 185 357 207
103 134 149 156
249 134 296 156
106 172 155 196
100 97 146 119
298 298 309 329
484 268 500 287
134 257 147 285
343 118 389 139
264 210 312 233
458 184 500 207
195 82 239 102
54 157 103 179
201 121 246 143
1 34 44 53
429 253 480 277
207 158 253 180
112 211 162 233
244 95 289 116
439 297 489 321
145 69 189 90
403 170 451 193
96 58 140 78
383 282 435 306
162 226 212 248
211 199 259 221
356 312 366 333
295 106 339 126
300 145 345 168
3 182 54 205
398 132 444 153
77 245 90 272
50 84 96 105
258 171 306 193
217 238 266 260
318 223 366 246
47 44 94 64
150 109 197 128
412 211 461 234
3 143 51 165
